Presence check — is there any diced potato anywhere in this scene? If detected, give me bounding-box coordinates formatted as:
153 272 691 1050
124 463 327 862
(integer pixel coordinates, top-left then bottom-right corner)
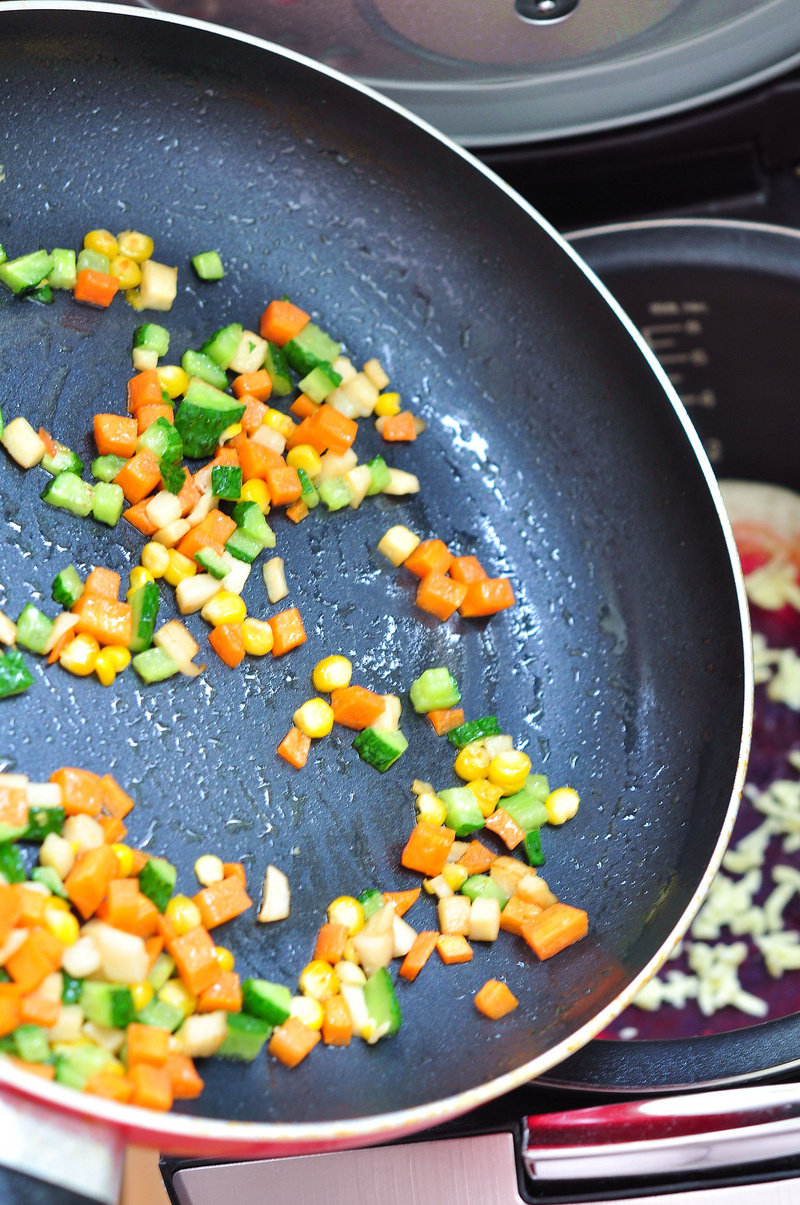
438 895 471 936
1 416 47 468
377 524 420 566
177 1010 228 1058
175 573 223 615
229 329 268 375
468 896 501 942
136 259 178 311
145 489 183 530
258 864 290 922
362 357 390 391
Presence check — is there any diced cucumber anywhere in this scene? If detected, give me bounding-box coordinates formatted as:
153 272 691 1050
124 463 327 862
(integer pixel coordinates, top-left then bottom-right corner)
409 667 461 714
437 786 485 837
362 967 402 1042
230 500 276 548
15 604 54 655
284 322 340 376
0 249 54 294
13 1024 52 1064
91 454 127 483
128 581 160 653
181 349 228 390
523 828 545 867
191 251 225 281
137 416 182 464
61 973 83 1005
211 464 242 500
147 952 176 992
460 874 509 908
41 471 93 517
217 1011 272 1061
92 481 125 527
55 1042 114 1090
174 377 245 458
77 248 109 274
132 646 179 683
297 467 319 509
0 648 34 698
52 565 83 608
0 841 27 875
201 322 243 370
41 442 84 477
133 322 170 357
447 716 501 748
241 978 292 1026
502 777 550 833
264 341 292 396
80 981 135 1029
49 248 77 290
160 461 187 495
352 726 408 772
365 454 391 495
31 865 68 897
135 997 184 1032
138 855 177 913
194 547 231 579
357 888 384 920
25 805 66 843
225 528 262 564
317 476 352 511
29 283 53 305
298 363 341 404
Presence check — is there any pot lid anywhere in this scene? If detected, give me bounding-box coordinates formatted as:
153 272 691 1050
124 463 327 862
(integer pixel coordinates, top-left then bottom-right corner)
137 0 800 146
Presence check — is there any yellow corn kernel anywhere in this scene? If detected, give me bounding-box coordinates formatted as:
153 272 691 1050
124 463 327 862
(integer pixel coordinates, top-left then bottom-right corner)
105 645 132 673
164 548 197 587
374 391 401 417
415 792 448 826
293 697 335 739
488 749 532 796
43 904 79 947
214 945 235 973
289 995 324 1030
263 408 295 440
117 229 154 262
141 541 171 578
109 255 141 289
127 565 154 597
201 590 247 626
239 478 270 514
43 897 71 914
327 895 365 936
218 422 242 446
241 617 274 656
59 633 100 677
298 959 339 1001
545 786 580 825
158 979 196 1018
130 981 154 1012
112 843 135 877
157 364 189 399
312 654 352 693
441 863 469 892
84 228 119 258
285 444 323 480
466 777 504 818
94 649 118 688
164 894 203 935
453 741 492 782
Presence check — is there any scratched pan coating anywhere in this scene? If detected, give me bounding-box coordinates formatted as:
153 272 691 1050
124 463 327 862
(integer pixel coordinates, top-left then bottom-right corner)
0 3 748 1153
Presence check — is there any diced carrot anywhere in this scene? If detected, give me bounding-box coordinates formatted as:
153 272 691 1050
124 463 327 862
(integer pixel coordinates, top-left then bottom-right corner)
169 926 220 996
0 783 28 832
383 888 420 917
193 876 252 929
47 626 76 666
321 994 352 1047
448 555 488 584
123 499 158 536
426 707 465 736
313 921 349 965
458 578 516 618
329 685 386 730
222 862 247 886
276 725 310 769
0 984 21 1037
163 1053 204 1100
231 434 284 483
484 807 526 851
126 1022 171 1068
73 268 119 308
38 427 57 458
436 934 473 964
259 299 310 346
0 884 22 946
232 370 273 402
196 970 242 1013
269 607 306 657
236 394 269 436
177 473 202 517
305 404 358 455
129 849 150 876
97 814 127 845
285 500 309 524
136 403 174 434
6 929 65 993
19 993 60 1028
85 1070 134 1102
415 573 467 622
398 931 439 982
521 903 588 961
474 979 519 1019
380 410 417 442
12 885 47 926
288 394 319 420
64 844 118 919
129 1062 173 1112
97 879 159 937
268 1016 321 1067
6 1055 57 1081
50 767 103 817
403 539 453 579
93 413 138 458
401 822 455 878
82 567 121 600
114 448 162 505
127 369 163 414
101 773 136 820
145 935 164 972
284 415 317 450
73 595 133 648
209 623 245 668
182 509 239 550
456 839 497 875
264 463 302 507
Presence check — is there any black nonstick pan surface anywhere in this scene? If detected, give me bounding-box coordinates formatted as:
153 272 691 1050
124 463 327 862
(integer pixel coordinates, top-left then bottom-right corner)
0 4 749 1155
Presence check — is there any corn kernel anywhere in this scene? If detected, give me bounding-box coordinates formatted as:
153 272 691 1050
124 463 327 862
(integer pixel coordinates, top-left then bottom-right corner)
219 422 242 445
298 959 339 1001
327 895 365 936
263 408 295 440
127 565 154 597
59 633 100 677
214 945 235 973
84 228 119 258
285 444 323 480
289 995 324 1030
117 230 154 262
441 863 469 891
488 749 532 796
94 649 118 688
466 777 504 818
105 645 132 672
43 904 79 946
194 854 225 887
158 979 196 1018
374 391 401 417
141 541 171 577
415 792 448 826
293 697 334 739
164 894 203 935
157 365 189 399
545 786 580 825
241 617 274 656
112 843 135 877
109 255 141 289
164 548 197 587
201 590 247 627
239 479 270 514
43 897 71 914
454 741 491 782
312 655 352 693
130 981 154 1012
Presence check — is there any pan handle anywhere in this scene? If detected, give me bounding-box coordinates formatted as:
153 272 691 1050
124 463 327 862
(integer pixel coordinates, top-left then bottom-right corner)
524 1083 800 1181
0 1088 125 1202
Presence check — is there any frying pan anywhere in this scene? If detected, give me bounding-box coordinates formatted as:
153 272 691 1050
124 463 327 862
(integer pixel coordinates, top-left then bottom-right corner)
0 0 749 1169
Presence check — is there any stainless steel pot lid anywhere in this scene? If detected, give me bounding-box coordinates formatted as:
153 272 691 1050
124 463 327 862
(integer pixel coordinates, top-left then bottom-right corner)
136 0 800 145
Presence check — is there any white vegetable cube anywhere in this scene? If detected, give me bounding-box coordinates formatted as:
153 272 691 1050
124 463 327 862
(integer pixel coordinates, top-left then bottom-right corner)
220 558 250 596
132 347 159 372
515 872 558 908
154 619 200 664
84 921 150 984
377 524 421 566
175 573 222 614
332 355 357 384
252 424 286 454
153 518 191 548
62 814 105 853
146 489 183 530
372 694 402 732
262 556 288 604
42 612 79 655
177 1010 228 1058
49 1004 85 1042
489 855 530 897
39 831 76 881
0 610 17 645
136 259 178 311
258 864 290 922
468 896 501 942
61 935 102 979
437 894 471 936
317 448 358 482
186 486 218 526
391 912 417 958
26 781 63 809
1 416 47 468
345 464 373 509
363 357 390 391
340 372 379 416
382 468 420 496
351 930 394 977
229 329 268 375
